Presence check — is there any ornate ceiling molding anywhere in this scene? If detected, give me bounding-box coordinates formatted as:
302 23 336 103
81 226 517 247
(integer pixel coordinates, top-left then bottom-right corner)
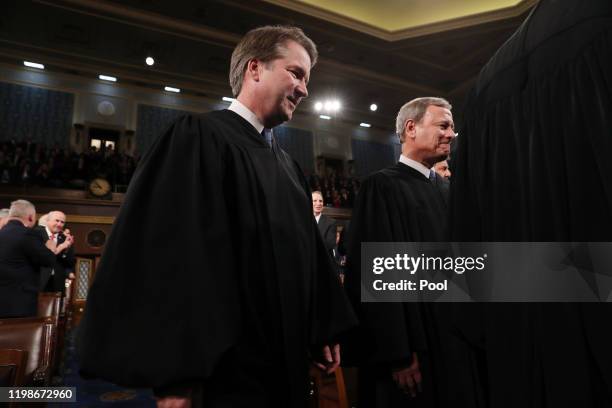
263 0 538 41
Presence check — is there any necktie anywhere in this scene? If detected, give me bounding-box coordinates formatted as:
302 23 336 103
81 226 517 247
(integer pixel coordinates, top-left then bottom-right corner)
429 170 436 182
261 128 273 147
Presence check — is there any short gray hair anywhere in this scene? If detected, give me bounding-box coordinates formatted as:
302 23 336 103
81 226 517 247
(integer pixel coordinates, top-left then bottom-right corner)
8 199 36 218
229 25 318 97
38 213 49 227
396 97 452 143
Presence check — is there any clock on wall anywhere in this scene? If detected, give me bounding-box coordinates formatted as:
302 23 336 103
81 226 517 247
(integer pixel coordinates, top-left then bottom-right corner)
88 178 112 199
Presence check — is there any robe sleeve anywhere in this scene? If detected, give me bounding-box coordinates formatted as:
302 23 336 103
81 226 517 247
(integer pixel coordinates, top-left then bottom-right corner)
310 217 358 346
78 114 241 388
342 173 428 367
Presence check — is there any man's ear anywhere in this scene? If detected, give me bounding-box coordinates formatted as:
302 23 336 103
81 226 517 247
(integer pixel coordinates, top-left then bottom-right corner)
404 119 417 140
246 59 262 82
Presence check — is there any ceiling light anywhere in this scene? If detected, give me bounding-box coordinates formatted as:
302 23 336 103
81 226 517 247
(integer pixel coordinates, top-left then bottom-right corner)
370 103 378 111
314 102 323 111
360 123 371 128
331 100 340 111
164 86 180 93
98 75 117 82
319 115 331 120
145 57 155 66
324 101 332 111
24 61 44 70
222 97 234 102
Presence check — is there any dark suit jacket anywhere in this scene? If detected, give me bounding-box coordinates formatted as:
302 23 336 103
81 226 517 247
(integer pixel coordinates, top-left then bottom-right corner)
317 213 337 255
0 220 56 317
34 226 76 292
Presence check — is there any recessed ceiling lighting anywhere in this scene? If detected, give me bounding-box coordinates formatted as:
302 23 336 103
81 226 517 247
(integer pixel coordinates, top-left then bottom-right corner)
164 86 180 93
319 115 331 120
145 56 155 66
222 97 234 102
360 122 371 128
98 75 117 82
370 103 378 111
315 99 341 112
23 61 44 69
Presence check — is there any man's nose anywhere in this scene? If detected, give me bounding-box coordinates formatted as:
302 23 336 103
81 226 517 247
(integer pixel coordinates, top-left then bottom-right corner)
296 80 308 98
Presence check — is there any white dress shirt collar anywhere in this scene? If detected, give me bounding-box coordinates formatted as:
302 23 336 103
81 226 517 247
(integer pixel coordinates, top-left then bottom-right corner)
45 226 56 241
315 214 321 223
228 99 264 134
399 154 431 179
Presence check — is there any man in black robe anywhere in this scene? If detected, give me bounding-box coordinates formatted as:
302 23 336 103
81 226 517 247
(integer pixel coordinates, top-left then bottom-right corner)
343 98 483 407
78 26 356 408
450 1 612 406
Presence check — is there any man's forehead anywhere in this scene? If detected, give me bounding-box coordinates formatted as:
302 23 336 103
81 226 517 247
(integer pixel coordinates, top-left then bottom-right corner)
425 105 453 120
280 41 311 69
50 212 66 221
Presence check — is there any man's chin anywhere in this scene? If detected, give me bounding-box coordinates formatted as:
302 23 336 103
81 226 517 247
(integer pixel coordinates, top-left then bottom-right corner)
264 112 290 128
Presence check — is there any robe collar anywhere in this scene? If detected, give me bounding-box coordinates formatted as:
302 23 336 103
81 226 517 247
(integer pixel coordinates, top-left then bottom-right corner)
228 99 264 134
399 154 430 179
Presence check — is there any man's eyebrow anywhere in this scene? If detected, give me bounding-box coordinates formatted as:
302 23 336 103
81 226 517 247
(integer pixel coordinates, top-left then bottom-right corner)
290 65 309 82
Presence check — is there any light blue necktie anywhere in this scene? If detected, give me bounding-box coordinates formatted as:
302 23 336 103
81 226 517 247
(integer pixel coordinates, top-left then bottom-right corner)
429 169 436 182
261 128 272 147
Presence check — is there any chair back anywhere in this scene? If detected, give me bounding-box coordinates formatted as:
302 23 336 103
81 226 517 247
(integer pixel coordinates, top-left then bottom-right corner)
0 349 28 386
309 367 349 408
37 292 62 322
0 317 55 385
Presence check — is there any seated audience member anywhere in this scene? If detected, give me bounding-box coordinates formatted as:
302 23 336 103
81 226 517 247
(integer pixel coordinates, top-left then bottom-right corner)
0 200 56 317
0 139 140 191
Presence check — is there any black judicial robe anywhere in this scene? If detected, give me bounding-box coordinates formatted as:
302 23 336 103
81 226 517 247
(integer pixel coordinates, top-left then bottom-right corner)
343 163 484 408
77 110 357 407
450 1 612 407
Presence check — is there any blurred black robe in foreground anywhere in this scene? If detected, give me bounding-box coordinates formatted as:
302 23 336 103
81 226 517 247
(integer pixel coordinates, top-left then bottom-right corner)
343 163 484 407
78 110 357 407
451 0 612 407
